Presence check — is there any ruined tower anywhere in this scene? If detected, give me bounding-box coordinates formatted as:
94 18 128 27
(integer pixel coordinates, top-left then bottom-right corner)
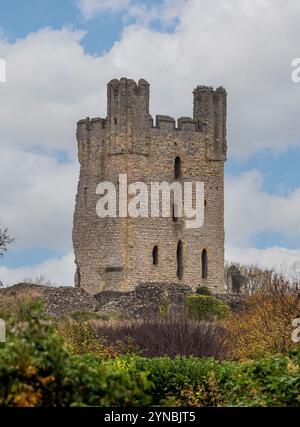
73 78 227 294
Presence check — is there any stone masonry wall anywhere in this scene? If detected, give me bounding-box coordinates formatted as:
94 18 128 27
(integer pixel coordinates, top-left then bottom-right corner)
73 78 227 294
96 283 193 319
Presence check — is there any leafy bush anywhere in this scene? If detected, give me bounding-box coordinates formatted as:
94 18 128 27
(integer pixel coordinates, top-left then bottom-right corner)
94 317 229 359
56 318 112 357
196 286 212 296
126 356 233 406
0 300 152 407
0 292 41 321
186 295 230 321
0 293 21 319
57 317 138 358
225 276 300 360
224 351 300 407
106 351 300 407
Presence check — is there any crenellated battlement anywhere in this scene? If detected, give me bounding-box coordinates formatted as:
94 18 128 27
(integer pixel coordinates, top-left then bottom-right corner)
76 78 227 159
76 117 107 146
149 115 203 132
108 77 150 96
77 117 107 131
77 114 203 135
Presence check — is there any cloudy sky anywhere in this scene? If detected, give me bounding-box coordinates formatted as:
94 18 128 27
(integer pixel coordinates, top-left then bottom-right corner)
0 0 300 285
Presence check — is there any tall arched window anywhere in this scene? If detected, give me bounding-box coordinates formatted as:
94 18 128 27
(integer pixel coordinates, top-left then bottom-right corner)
152 246 159 265
202 249 208 279
177 240 183 279
174 156 182 180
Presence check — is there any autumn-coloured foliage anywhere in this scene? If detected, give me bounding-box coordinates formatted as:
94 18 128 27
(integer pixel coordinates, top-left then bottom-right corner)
226 273 300 360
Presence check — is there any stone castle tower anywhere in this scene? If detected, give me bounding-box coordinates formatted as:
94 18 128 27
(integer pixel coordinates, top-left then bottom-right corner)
73 78 227 294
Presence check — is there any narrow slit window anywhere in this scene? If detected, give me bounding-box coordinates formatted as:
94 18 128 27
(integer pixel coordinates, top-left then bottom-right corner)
174 156 182 180
152 246 159 265
177 240 183 279
202 249 208 279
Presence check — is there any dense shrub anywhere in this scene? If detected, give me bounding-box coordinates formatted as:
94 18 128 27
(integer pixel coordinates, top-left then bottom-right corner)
106 351 300 407
0 293 20 319
225 276 300 360
224 351 300 406
0 300 152 407
124 356 233 406
57 317 138 358
0 292 40 320
186 295 229 321
94 317 229 359
56 317 113 357
196 286 212 296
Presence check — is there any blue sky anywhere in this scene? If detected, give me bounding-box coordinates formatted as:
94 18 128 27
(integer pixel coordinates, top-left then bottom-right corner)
0 0 300 284
0 0 174 54
1 0 123 54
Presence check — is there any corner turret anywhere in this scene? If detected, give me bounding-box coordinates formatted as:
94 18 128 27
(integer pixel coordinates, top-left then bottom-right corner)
193 85 227 160
107 78 150 155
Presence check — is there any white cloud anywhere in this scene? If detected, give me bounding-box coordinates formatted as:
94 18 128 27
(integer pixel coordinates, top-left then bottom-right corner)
126 0 186 27
0 252 75 287
226 245 300 278
0 28 108 157
0 147 78 251
77 0 131 19
0 28 104 254
77 0 190 26
224 170 300 275
225 171 300 246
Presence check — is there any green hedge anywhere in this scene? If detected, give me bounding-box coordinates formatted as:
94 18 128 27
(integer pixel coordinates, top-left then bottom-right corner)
114 352 300 407
1 300 299 407
186 295 230 321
